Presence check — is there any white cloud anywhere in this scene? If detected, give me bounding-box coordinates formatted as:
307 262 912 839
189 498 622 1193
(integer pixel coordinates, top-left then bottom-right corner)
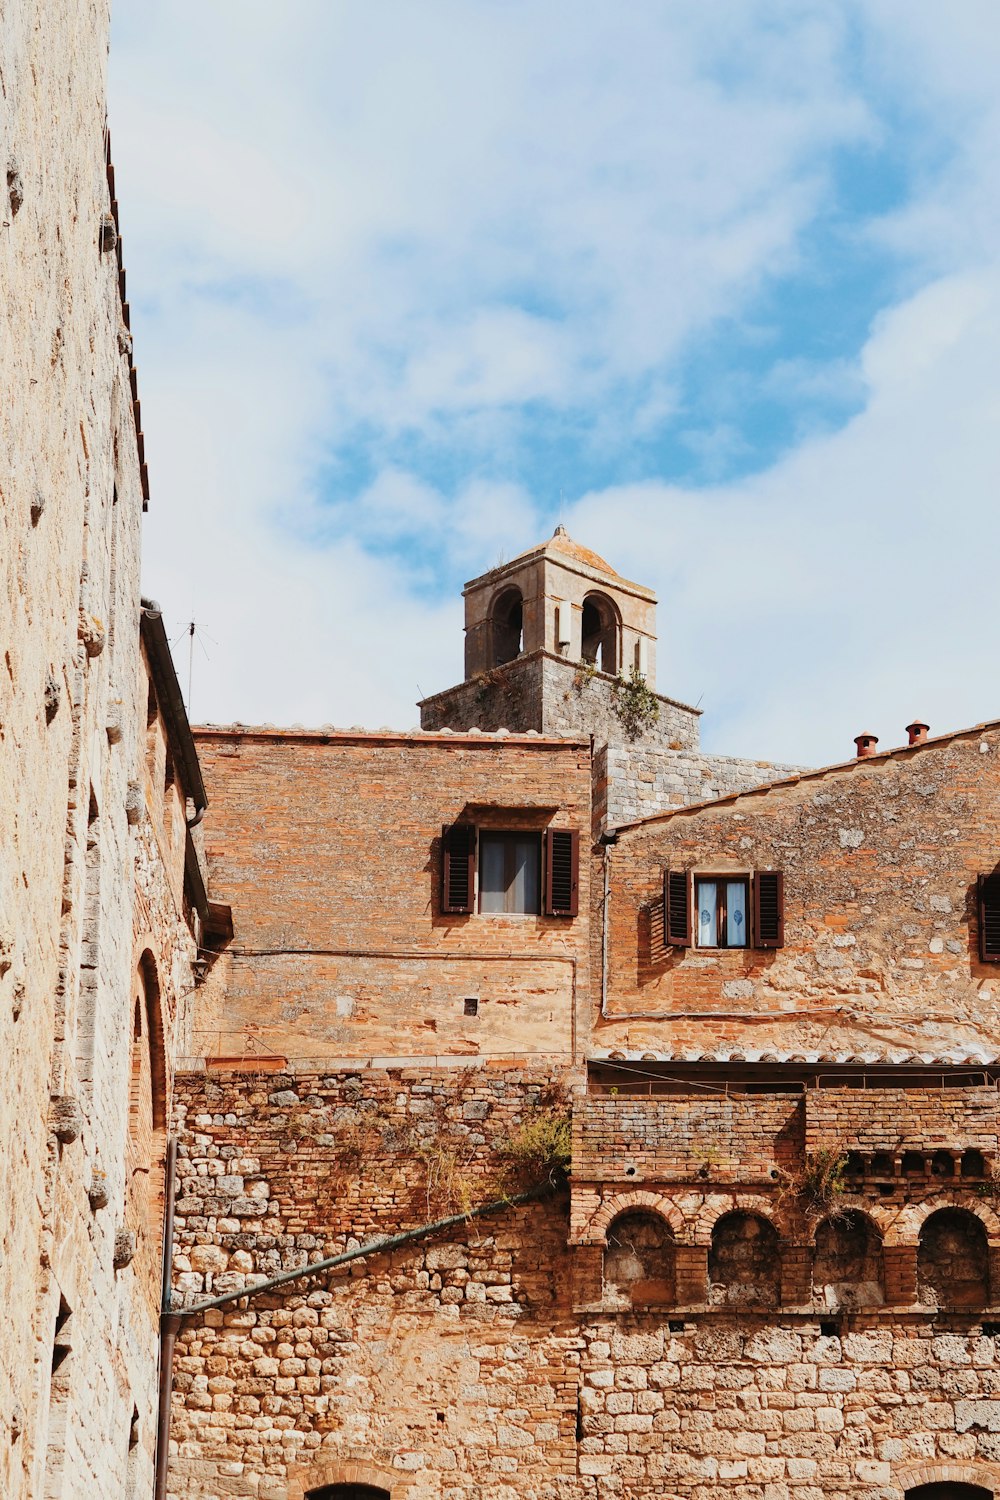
109 3 1000 763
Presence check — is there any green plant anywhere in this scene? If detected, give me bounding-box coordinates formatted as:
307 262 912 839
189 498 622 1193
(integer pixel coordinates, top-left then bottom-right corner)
777 1145 849 1221
613 667 660 740
573 659 597 693
494 1108 572 1196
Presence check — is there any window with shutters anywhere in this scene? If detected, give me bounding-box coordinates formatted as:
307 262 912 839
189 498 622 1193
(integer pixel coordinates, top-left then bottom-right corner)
441 823 578 917
979 874 1000 962
480 832 541 913
664 869 783 950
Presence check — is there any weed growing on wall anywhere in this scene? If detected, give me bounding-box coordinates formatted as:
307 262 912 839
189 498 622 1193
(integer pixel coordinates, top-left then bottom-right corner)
778 1144 849 1222
613 667 660 740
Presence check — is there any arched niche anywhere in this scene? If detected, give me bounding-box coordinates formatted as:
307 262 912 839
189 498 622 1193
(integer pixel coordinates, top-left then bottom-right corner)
813 1210 884 1309
906 1486 994 1499
918 1208 989 1309
490 586 523 666
580 592 619 676
603 1211 675 1308
708 1211 780 1307
306 1488 391 1500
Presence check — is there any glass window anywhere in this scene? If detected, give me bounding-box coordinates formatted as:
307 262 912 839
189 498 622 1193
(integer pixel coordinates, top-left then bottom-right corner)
479 833 541 914
695 877 749 949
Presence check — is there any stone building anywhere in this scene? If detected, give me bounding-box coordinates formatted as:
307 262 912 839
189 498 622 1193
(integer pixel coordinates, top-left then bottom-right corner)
1 5 215 1497
162 548 1000 1500
6 6 1000 1500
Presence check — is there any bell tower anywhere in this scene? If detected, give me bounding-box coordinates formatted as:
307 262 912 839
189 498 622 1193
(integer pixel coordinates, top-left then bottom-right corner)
420 526 701 753
462 525 657 682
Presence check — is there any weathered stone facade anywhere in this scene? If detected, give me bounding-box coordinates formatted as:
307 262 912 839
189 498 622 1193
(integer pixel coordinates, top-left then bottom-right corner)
1 6 208 1495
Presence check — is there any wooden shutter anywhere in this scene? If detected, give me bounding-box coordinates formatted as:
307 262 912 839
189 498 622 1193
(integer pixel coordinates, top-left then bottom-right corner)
442 823 476 914
979 874 1000 962
664 868 691 946
544 829 579 917
753 870 784 948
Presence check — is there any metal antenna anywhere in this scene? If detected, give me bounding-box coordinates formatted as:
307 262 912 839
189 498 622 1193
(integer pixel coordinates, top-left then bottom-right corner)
171 619 216 720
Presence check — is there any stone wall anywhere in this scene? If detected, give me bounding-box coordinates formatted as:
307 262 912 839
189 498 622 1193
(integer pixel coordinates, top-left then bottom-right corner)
597 725 1000 1062
193 728 592 1062
168 1066 1000 1500
598 744 805 829
419 651 701 755
0 4 200 1494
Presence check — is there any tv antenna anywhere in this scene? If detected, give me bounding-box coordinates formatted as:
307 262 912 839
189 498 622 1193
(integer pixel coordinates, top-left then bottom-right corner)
171 619 216 720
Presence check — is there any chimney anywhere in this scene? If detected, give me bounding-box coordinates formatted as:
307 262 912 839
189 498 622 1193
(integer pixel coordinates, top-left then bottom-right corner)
905 720 929 746
854 732 879 759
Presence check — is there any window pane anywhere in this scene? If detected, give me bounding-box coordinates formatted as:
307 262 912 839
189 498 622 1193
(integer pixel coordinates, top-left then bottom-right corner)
480 834 540 914
726 881 747 947
696 880 717 947
480 836 507 912
512 837 539 913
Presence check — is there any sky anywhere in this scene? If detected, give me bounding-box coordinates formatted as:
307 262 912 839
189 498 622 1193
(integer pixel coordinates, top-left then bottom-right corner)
109 1 1000 765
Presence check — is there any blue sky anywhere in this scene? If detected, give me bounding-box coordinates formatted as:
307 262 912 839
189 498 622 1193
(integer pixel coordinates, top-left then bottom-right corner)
110 2 1000 763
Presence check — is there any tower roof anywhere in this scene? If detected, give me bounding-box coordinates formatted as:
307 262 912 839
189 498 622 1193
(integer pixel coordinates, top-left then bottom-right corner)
510 524 620 579
464 524 653 601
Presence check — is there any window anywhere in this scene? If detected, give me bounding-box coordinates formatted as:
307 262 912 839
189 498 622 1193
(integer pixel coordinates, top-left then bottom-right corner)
979 874 1000 961
664 869 783 949
441 824 579 917
695 877 748 948
480 832 540 913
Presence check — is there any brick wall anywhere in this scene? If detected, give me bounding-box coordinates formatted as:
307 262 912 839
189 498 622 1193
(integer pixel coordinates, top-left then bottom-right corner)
169 1066 1000 1500
193 729 592 1062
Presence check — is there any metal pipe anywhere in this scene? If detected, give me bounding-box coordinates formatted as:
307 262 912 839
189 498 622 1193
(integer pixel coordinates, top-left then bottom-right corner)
153 1138 179 1500
171 1185 545 1320
153 1313 181 1500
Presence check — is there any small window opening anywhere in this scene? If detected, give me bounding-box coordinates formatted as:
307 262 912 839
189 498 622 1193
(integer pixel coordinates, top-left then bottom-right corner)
844 1151 864 1179
580 594 618 675
463 997 479 1017
870 1151 895 1180
479 832 541 914
695 876 749 949
962 1149 987 1179
819 1320 840 1337
902 1151 925 1178
491 588 524 667
931 1150 955 1178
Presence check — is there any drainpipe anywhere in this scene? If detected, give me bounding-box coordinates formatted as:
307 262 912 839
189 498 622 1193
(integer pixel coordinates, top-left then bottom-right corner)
154 1138 178 1500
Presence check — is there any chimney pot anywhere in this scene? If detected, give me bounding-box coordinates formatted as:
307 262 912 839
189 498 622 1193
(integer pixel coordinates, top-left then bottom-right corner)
905 720 929 746
854 733 879 759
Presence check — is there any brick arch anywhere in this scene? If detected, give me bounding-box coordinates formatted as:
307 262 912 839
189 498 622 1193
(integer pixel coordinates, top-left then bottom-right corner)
588 1191 685 1246
690 1194 780 1247
813 1204 888 1243
287 1458 402 1500
885 1196 1000 1247
896 1459 1000 1496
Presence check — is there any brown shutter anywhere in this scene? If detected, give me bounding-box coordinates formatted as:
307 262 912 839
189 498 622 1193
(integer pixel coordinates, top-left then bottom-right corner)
979 874 1000 962
544 829 579 917
753 870 784 948
442 823 476 914
664 868 691 946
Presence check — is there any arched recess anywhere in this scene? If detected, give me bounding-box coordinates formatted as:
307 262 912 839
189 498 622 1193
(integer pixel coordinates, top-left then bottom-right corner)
306 1488 391 1500
813 1210 884 1309
603 1211 675 1308
287 1459 397 1500
587 1190 685 1246
690 1193 777 1247
580 592 620 675
907 1486 994 1499
918 1208 990 1309
125 950 168 1263
709 1211 780 1307
490 586 524 666
889 1195 1000 1247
